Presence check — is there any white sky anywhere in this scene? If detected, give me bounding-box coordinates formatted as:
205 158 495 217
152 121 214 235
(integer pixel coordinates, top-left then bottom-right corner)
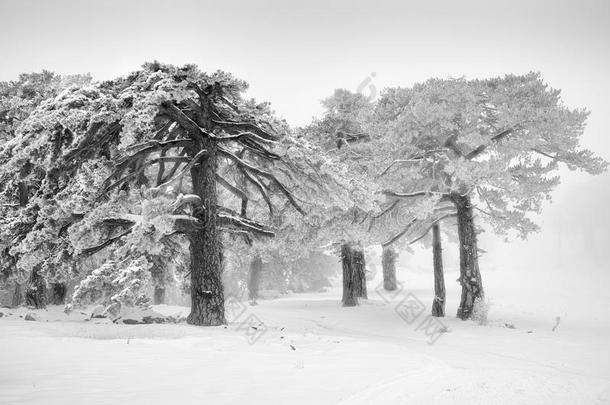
1 0 609 282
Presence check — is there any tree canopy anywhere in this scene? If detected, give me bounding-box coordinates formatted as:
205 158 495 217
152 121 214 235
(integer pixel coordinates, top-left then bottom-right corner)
0 66 605 324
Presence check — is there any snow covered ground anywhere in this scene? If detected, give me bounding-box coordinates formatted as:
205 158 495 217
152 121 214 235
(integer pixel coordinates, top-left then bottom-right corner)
1 262 609 405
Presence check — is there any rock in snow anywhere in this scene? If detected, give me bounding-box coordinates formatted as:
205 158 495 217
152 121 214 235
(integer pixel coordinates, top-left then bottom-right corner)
90 305 106 319
24 313 37 321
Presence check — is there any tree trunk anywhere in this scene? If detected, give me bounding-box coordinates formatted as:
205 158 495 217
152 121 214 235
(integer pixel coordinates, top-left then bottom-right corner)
51 282 67 305
451 193 484 320
186 142 226 326
381 246 398 291
248 255 263 303
341 243 358 306
153 286 165 305
18 181 28 207
12 282 24 307
25 266 46 309
353 248 367 299
431 223 445 317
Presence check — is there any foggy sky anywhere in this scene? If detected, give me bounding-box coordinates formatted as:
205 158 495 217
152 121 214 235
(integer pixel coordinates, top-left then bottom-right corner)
1 0 609 288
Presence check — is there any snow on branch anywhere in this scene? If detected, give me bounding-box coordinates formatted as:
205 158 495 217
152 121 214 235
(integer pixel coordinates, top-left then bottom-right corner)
81 227 134 256
79 215 142 256
242 170 274 215
367 200 399 231
238 137 281 160
211 119 278 142
381 190 430 198
465 128 514 160
151 149 208 191
219 227 253 245
407 213 458 246
171 193 204 213
171 214 204 234
377 159 423 178
218 146 305 215
58 213 86 237
218 213 275 237
159 102 211 141
216 174 249 201
531 148 557 160
215 130 277 145
382 218 417 247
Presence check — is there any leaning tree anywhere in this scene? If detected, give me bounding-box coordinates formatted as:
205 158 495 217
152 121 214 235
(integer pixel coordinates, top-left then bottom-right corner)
372 73 607 319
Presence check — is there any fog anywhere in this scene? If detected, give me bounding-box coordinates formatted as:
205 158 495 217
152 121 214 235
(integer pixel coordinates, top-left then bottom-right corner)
1 0 609 306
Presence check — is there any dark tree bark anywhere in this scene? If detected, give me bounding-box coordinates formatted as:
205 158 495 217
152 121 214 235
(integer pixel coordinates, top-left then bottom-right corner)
50 283 67 305
451 193 484 320
10 181 29 308
431 223 445 317
248 255 263 303
24 266 46 309
381 246 398 291
153 286 165 305
18 181 28 207
353 248 367 299
12 282 24 307
341 243 358 307
186 141 226 326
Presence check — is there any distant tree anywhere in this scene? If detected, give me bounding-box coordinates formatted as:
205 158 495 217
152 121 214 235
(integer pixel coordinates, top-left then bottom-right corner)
309 89 447 302
240 132 370 303
381 246 398 291
303 90 383 306
431 223 445 317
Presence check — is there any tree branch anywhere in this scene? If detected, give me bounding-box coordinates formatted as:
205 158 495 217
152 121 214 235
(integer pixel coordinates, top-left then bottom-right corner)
218 147 305 215
160 148 188 184
382 218 417 247
531 148 557 160
465 128 514 160
151 149 208 191
216 131 276 145
242 170 274 215
81 227 133 256
171 214 204 234
238 137 281 160
211 119 278 142
218 213 275 237
408 213 458 245
377 159 423 178
171 193 203 213
122 139 194 165
159 102 211 142
368 200 399 231
220 227 253 245
58 213 86 237
444 134 463 157
216 174 249 201
382 190 429 198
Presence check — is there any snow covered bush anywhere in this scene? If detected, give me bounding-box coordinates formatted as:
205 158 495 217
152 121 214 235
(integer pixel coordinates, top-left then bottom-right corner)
471 297 492 325
66 257 152 319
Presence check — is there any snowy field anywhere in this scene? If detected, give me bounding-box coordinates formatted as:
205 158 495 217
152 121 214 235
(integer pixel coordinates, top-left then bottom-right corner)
1 260 609 405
